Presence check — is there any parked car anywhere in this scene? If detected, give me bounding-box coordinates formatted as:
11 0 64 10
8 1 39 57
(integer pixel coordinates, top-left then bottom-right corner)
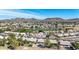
7 45 15 50
37 43 45 48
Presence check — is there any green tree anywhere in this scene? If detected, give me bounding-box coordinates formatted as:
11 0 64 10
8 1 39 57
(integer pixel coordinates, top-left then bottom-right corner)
7 34 20 48
0 39 4 46
0 29 4 33
44 39 51 48
72 42 79 49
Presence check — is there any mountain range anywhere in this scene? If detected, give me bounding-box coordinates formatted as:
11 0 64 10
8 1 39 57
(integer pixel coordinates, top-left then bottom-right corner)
0 18 79 23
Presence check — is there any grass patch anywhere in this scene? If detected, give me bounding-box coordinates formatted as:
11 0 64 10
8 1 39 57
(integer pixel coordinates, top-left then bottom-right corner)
15 29 33 33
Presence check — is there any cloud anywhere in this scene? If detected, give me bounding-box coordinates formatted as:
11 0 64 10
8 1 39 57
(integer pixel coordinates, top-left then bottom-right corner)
0 10 44 19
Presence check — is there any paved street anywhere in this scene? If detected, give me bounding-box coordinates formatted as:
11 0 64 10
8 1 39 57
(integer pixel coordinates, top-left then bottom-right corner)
61 36 79 41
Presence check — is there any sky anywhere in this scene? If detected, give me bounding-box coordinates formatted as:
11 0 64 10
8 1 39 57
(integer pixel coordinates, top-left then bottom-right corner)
0 9 79 20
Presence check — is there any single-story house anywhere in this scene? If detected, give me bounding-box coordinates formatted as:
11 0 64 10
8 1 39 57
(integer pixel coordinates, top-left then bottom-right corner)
49 40 58 44
59 40 71 46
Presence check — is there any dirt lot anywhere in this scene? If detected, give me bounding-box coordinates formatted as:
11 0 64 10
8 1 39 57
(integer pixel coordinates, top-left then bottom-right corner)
16 46 58 50
0 46 58 50
0 46 9 50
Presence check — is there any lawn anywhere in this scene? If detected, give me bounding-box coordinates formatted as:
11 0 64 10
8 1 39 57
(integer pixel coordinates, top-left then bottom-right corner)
15 29 33 33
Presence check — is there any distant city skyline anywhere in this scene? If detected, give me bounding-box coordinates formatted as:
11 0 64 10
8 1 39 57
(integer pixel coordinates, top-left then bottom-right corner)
0 9 79 20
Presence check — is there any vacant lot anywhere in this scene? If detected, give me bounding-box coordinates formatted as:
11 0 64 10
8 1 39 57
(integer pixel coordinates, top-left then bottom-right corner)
0 46 9 50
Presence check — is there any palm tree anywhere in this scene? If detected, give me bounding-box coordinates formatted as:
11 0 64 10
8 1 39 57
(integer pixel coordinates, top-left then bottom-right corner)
52 33 60 49
54 22 58 31
55 37 60 49
44 34 51 48
73 22 76 27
